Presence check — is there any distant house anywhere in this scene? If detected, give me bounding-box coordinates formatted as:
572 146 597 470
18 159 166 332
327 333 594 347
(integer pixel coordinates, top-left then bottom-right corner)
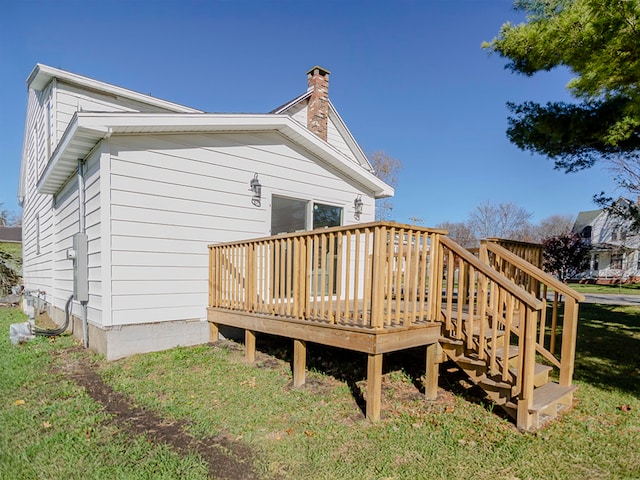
0 226 22 243
18 64 393 360
572 197 640 283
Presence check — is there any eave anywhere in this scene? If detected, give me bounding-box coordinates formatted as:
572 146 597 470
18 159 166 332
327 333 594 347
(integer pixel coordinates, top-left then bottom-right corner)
37 112 394 198
27 64 202 114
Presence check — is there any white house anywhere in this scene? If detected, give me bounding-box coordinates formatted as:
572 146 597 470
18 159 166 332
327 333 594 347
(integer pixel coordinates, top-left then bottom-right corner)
18 64 393 359
573 197 640 283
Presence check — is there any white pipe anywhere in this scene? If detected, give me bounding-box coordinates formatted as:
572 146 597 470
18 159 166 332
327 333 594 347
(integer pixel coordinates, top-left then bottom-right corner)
78 159 88 348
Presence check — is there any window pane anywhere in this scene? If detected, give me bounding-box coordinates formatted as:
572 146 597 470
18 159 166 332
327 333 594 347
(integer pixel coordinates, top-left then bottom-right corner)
313 203 342 229
271 196 307 234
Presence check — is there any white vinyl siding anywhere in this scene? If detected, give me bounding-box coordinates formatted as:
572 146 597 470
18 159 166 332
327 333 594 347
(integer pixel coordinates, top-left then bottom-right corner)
21 85 55 301
327 115 358 163
287 101 307 126
50 147 102 324
53 81 179 150
285 101 362 167
107 131 375 326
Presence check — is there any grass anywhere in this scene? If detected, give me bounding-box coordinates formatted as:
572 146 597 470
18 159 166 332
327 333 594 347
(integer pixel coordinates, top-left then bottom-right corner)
2 304 639 479
0 242 21 260
0 309 209 479
570 282 640 295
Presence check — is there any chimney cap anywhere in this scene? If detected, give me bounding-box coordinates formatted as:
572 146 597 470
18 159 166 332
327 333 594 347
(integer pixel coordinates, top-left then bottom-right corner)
307 65 331 76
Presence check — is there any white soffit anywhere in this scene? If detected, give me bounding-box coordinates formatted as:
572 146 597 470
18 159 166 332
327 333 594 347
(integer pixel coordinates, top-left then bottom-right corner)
37 112 394 198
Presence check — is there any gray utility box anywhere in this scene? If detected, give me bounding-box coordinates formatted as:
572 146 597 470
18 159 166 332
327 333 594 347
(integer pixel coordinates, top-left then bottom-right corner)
69 233 89 302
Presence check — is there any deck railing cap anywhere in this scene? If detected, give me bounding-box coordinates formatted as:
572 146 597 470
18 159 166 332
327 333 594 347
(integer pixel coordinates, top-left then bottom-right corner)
208 221 449 249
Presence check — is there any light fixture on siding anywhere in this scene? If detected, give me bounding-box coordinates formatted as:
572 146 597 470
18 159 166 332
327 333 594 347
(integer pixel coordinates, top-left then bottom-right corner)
250 173 262 207
354 195 363 220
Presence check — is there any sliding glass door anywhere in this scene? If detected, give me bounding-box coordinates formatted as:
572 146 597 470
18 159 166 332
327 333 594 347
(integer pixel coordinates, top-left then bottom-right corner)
270 196 343 297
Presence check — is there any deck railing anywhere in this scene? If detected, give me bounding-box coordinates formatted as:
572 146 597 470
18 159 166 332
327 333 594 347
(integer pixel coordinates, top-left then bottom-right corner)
484 238 543 269
209 222 447 330
480 240 585 387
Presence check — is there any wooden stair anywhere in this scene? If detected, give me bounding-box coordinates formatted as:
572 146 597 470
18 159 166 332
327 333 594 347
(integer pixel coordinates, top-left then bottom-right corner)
440 317 575 431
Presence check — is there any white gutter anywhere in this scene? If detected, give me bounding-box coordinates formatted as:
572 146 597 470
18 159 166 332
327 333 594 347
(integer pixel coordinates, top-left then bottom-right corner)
37 112 394 198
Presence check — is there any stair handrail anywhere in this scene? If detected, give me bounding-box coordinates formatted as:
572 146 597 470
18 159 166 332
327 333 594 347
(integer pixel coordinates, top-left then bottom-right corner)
439 236 544 311
438 235 545 427
481 241 585 303
481 240 583 387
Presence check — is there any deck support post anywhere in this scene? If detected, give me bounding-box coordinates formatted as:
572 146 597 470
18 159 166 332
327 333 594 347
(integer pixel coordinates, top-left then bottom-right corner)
366 353 383 421
209 322 219 343
245 329 256 363
425 342 441 400
293 339 306 387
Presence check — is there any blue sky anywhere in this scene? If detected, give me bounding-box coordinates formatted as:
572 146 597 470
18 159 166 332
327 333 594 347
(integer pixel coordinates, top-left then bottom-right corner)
0 0 617 226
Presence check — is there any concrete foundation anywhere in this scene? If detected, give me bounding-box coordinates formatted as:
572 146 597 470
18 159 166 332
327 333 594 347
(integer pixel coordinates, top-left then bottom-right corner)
45 303 210 361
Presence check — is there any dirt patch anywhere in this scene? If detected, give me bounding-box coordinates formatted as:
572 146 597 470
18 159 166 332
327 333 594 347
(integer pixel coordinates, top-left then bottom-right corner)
53 348 260 480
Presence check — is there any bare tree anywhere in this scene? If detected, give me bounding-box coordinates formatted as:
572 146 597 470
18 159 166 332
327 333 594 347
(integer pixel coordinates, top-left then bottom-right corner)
0 203 8 227
368 150 402 221
467 201 533 241
436 221 477 249
0 203 21 227
535 214 575 241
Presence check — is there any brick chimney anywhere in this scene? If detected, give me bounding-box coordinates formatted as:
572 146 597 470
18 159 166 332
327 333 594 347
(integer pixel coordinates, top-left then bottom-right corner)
306 66 330 141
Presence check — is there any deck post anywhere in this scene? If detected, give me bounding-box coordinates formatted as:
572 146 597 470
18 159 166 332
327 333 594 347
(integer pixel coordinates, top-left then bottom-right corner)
366 353 383 421
293 339 307 387
209 322 219 343
245 329 256 363
559 298 578 387
425 342 441 400
517 307 537 431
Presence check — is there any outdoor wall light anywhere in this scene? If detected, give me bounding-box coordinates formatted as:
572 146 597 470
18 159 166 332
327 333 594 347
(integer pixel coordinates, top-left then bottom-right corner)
354 194 363 220
250 173 262 207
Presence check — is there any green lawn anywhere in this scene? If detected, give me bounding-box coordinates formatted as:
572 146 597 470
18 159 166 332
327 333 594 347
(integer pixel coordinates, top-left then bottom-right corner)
570 282 640 295
0 242 21 259
1 304 639 479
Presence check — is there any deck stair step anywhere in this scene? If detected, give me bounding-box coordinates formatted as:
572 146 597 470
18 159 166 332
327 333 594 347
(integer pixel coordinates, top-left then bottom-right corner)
438 336 464 346
530 382 576 414
447 315 507 341
453 353 487 367
472 328 504 340
440 306 575 430
504 382 577 429
494 345 519 360
477 374 513 391
509 364 552 387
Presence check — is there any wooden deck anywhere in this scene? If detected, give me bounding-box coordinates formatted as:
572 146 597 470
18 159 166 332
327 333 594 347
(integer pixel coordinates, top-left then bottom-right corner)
207 222 584 430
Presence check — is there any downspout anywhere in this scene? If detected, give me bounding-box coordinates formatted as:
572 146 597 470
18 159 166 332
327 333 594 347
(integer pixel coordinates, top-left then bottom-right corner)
78 159 89 348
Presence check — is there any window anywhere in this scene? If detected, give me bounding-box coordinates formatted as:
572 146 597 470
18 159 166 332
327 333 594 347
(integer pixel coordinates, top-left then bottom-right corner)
611 253 623 269
46 101 52 159
270 196 343 296
34 126 40 174
271 196 307 234
271 197 343 234
611 228 617 241
313 203 342 229
35 214 40 255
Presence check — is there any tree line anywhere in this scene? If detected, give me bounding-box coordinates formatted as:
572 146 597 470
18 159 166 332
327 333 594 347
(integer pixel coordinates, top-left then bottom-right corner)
435 201 574 249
